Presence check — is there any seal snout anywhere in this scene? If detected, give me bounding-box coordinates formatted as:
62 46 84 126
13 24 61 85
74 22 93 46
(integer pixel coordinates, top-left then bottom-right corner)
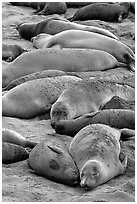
50 120 65 134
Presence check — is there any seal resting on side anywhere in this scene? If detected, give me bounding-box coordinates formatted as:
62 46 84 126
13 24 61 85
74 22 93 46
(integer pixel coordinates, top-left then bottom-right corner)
51 109 135 137
32 30 135 72
2 75 81 118
2 43 26 62
36 2 67 15
28 137 79 186
2 128 38 148
2 48 126 88
2 142 29 164
69 124 128 189
16 17 118 41
68 2 131 22
50 79 135 122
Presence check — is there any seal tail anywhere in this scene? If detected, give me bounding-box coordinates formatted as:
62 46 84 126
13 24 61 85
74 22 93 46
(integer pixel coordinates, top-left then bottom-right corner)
124 53 135 72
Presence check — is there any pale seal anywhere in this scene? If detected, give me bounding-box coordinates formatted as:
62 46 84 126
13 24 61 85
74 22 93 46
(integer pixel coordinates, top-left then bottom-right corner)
28 137 79 186
2 48 126 88
2 128 38 148
69 124 128 189
51 109 135 137
16 17 118 41
68 2 131 22
35 30 135 71
50 79 135 122
2 75 81 118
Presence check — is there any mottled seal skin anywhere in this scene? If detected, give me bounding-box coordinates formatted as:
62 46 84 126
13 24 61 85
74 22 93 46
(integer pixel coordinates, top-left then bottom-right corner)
28 138 79 186
37 30 134 72
68 2 131 22
50 79 135 122
2 142 29 164
16 17 118 41
2 76 81 119
69 124 127 190
51 109 135 137
2 128 38 148
2 43 26 62
3 70 67 91
2 48 124 88
36 2 67 15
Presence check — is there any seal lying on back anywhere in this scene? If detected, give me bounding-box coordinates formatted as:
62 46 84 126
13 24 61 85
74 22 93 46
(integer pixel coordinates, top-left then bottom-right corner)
68 2 131 22
16 17 118 41
2 128 38 148
2 76 81 119
28 137 79 186
2 43 26 62
34 30 134 72
69 124 128 189
51 109 135 137
50 79 135 122
2 48 125 88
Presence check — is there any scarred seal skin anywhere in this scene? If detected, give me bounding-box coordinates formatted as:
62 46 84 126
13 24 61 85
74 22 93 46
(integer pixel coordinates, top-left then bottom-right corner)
69 124 128 190
28 138 79 186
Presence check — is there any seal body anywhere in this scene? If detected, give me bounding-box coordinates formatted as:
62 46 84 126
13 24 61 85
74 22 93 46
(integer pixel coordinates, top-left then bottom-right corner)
28 138 79 186
38 30 134 71
2 48 124 88
69 2 131 22
50 79 135 122
2 75 81 118
16 18 118 41
2 43 26 62
4 70 67 91
36 2 67 15
2 128 37 148
2 142 29 164
69 124 127 189
51 109 135 137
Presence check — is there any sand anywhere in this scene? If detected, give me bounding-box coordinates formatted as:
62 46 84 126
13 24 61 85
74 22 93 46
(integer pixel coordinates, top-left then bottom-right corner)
2 2 135 202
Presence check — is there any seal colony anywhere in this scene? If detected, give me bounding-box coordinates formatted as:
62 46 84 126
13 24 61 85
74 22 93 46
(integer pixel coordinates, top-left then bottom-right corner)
2 1 135 195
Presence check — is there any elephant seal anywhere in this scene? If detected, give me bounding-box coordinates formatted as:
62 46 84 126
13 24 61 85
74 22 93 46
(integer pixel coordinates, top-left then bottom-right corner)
50 79 135 122
16 17 118 41
10 2 30 7
51 109 135 137
69 124 128 189
66 2 94 8
3 70 67 91
34 30 134 71
130 2 135 14
28 138 79 186
2 142 29 164
2 48 125 88
68 2 131 22
2 75 81 118
2 43 26 62
2 128 38 148
36 2 67 15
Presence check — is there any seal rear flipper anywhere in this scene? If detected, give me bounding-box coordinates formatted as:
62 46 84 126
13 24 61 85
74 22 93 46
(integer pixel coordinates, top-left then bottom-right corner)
47 145 63 154
120 128 135 141
124 53 135 72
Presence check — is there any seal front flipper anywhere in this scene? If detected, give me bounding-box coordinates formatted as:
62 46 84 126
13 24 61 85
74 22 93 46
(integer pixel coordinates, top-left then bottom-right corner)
47 145 63 154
